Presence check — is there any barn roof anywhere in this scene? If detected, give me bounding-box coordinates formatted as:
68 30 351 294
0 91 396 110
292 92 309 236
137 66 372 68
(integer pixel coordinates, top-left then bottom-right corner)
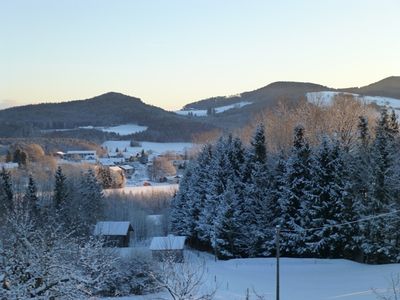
150 235 186 250
94 221 133 236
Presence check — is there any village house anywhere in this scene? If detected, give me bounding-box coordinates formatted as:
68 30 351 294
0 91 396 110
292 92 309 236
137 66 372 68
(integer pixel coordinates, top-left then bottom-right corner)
98 157 125 166
149 235 187 262
58 150 98 162
93 221 134 247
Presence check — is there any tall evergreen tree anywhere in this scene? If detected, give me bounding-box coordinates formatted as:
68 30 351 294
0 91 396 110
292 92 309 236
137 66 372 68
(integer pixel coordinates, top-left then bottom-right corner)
0 168 13 222
307 138 354 258
79 169 104 235
198 137 233 247
53 166 68 211
362 108 398 262
213 179 242 259
243 124 273 256
279 125 313 256
23 175 40 219
169 162 194 236
186 144 213 246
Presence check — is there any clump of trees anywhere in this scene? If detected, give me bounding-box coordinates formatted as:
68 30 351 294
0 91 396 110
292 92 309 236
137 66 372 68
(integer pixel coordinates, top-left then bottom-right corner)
0 166 156 298
170 108 400 264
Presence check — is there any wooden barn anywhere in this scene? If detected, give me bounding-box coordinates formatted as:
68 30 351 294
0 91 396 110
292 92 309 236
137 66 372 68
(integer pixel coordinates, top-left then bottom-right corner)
150 235 187 262
93 221 134 247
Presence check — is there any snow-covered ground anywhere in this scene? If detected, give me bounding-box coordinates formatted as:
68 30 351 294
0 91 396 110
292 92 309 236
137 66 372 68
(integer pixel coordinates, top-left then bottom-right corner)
102 141 193 159
41 124 148 135
81 124 148 135
175 101 252 116
307 91 400 110
111 253 400 300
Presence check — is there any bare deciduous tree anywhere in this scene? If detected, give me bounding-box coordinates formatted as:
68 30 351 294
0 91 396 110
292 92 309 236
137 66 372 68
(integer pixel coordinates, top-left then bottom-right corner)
149 254 217 300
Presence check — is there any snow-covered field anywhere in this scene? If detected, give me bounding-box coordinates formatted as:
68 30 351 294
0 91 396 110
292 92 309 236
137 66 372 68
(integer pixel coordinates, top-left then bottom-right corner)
307 91 400 110
175 101 252 116
81 124 148 135
113 253 400 300
41 124 148 135
102 141 193 158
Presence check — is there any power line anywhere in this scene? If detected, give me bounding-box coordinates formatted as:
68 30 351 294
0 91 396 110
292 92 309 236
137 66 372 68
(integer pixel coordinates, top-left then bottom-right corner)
280 209 400 234
219 209 400 237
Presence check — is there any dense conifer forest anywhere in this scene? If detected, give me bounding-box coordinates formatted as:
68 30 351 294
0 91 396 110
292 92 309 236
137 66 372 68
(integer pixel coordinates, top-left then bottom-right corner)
170 108 400 264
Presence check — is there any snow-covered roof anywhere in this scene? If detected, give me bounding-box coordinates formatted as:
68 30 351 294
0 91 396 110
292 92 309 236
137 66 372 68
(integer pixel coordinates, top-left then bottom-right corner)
66 150 96 155
150 235 186 250
109 166 123 172
94 221 133 236
120 164 134 170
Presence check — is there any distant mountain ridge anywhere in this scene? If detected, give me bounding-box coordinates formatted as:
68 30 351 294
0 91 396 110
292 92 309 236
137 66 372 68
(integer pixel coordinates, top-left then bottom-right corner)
1 77 398 141
340 76 400 99
180 77 400 129
183 81 331 110
0 92 215 142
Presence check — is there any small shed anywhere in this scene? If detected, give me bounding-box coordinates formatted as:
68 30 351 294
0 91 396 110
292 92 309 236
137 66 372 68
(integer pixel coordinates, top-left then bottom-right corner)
120 164 135 177
94 221 134 247
150 235 187 262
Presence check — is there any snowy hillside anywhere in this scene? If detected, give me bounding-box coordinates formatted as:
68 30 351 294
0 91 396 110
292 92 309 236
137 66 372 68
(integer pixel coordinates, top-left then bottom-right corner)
175 101 252 116
307 91 400 110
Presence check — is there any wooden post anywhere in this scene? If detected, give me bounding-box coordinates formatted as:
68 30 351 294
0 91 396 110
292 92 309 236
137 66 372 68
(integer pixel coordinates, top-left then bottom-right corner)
276 225 281 300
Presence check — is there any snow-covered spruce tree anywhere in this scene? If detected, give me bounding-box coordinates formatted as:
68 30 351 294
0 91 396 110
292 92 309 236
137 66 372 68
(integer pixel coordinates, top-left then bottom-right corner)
362 108 399 263
242 124 274 257
279 125 313 256
265 152 286 254
197 136 237 250
78 169 104 236
225 136 248 257
307 138 355 258
53 166 68 211
169 161 195 237
213 179 243 259
0 167 13 223
350 115 373 260
23 174 40 221
185 144 213 247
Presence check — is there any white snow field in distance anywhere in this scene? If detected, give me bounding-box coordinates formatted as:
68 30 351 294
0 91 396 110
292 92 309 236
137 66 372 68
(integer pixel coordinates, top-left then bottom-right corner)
106 254 400 300
307 91 400 111
81 124 148 135
175 101 252 116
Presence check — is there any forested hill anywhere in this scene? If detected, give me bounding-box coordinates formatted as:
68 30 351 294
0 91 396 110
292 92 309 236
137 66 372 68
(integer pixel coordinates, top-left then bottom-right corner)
182 81 332 129
183 81 330 110
0 92 216 141
341 76 400 99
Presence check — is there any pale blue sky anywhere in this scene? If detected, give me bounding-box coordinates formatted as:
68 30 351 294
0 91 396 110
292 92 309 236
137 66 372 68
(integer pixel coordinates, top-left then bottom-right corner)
1 0 399 110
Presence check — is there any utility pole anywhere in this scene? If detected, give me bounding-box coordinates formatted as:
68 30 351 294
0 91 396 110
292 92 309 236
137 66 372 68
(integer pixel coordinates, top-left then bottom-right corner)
275 225 281 300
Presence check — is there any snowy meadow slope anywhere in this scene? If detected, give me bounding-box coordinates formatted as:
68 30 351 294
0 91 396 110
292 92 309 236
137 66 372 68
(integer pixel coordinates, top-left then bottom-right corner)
110 253 399 300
